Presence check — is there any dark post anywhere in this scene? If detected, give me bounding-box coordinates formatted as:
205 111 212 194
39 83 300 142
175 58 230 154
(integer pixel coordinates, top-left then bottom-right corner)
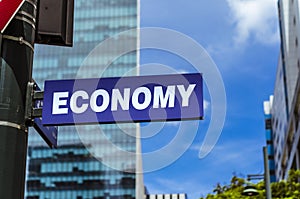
0 0 37 198
263 146 272 199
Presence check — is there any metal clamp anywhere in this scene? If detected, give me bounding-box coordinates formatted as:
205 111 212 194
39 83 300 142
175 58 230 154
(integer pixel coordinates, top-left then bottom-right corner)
15 16 36 30
2 35 34 51
15 9 36 30
0 121 27 132
25 82 44 125
18 11 36 23
25 0 38 9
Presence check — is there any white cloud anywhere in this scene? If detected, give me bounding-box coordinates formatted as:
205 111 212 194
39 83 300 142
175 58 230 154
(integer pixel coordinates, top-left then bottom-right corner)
192 139 265 172
203 99 210 111
164 121 181 127
227 0 279 45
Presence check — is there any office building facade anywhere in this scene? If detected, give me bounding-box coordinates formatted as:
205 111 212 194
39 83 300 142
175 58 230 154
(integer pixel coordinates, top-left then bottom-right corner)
267 0 300 180
263 96 276 182
26 0 143 198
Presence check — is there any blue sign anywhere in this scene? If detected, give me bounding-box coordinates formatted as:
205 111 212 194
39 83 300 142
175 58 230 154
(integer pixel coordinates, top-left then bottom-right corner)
42 73 203 125
33 118 58 148
32 82 58 148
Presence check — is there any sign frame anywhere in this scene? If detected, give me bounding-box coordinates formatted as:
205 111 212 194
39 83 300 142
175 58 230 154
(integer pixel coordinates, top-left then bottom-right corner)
42 73 204 126
33 118 58 148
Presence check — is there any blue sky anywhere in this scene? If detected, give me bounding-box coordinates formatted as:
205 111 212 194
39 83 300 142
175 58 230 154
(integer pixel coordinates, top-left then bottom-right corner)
140 0 279 198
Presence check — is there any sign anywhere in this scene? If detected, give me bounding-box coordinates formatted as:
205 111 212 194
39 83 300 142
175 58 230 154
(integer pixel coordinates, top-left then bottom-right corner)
42 73 203 125
32 82 58 148
0 0 25 33
33 118 58 148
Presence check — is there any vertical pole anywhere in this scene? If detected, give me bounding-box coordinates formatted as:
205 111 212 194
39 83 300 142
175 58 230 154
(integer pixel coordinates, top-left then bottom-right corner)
0 0 37 198
263 146 272 199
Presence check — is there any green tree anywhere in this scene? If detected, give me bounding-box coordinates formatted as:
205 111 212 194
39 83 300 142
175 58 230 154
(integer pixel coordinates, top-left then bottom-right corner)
199 170 300 199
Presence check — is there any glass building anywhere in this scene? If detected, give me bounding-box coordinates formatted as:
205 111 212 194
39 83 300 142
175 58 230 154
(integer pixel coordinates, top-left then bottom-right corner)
25 0 143 198
263 96 276 182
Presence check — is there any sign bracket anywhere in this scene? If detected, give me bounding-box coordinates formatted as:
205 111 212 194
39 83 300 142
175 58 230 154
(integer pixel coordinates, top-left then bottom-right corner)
25 81 58 148
25 81 43 124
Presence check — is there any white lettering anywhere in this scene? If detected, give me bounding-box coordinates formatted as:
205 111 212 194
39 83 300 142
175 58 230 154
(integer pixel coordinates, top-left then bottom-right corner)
132 87 151 110
90 89 110 112
70 90 89 114
111 88 130 111
153 85 175 108
177 84 196 107
52 92 69 114
51 83 198 115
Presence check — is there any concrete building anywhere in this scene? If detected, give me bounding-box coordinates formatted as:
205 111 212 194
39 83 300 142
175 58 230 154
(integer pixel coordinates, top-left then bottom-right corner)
25 0 144 198
266 0 300 181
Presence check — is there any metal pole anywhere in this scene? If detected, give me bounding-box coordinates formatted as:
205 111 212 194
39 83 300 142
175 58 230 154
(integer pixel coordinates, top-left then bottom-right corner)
0 0 37 198
263 146 272 199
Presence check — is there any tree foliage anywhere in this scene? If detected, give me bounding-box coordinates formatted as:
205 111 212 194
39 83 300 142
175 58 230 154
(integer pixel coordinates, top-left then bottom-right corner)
199 170 300 199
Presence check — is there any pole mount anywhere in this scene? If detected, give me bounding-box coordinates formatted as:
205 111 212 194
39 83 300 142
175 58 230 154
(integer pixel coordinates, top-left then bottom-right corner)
25 81 44 125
